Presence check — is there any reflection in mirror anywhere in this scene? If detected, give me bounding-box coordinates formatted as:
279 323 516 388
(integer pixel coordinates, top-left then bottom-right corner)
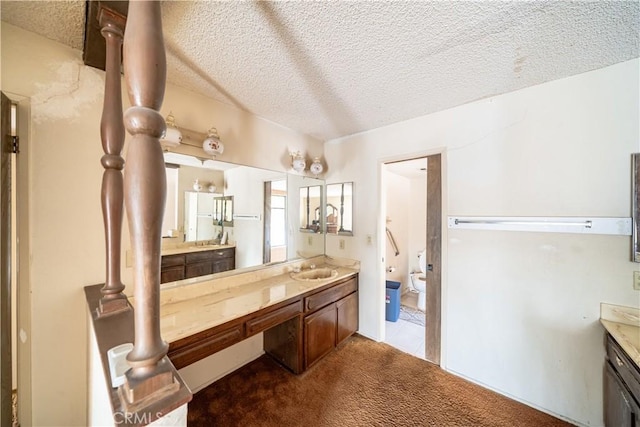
287 174 325 260
163 152 291 272
326 182 353 235
299 186 323 233
184 192 216 241
183 193 233 242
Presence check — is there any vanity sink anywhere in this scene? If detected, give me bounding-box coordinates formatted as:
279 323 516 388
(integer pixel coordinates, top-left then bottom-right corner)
290 268 338 281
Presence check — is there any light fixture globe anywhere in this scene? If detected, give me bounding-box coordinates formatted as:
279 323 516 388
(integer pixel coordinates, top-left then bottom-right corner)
160 112 182 150
310 157 324 176
291 151 306 173
203 127 224 156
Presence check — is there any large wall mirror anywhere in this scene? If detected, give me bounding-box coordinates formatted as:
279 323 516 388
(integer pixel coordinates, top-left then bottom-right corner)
162 153 325 274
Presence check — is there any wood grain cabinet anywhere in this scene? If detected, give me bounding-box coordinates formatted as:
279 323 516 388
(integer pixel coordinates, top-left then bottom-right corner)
168 273 359 374
160 247 235 284
160 254 185 283
604 334 640 426
302 276 359 369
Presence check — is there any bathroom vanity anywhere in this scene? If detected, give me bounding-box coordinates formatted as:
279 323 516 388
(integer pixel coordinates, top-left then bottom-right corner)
600 303 640 425
160 260 359 374
160 245 236 284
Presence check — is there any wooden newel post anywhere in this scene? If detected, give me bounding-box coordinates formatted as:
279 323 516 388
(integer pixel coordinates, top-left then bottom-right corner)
98 6 129 316
119 0 178 408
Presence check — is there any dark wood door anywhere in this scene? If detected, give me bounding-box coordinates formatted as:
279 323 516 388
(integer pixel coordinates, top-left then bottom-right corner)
304 303 336 369
425 153 442 364
336 292 358 346
1 91 13 427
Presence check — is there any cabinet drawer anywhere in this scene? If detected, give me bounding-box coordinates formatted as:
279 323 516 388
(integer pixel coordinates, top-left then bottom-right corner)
212 248 234 259
246 300 303 336
305 277 357 312
607 335 640 403
168 324 244 369
186 250 214 264
161 254 185 268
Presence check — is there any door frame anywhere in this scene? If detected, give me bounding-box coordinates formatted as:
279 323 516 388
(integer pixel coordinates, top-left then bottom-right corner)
379 149 446 366
2 93 32 426
1 90 13 427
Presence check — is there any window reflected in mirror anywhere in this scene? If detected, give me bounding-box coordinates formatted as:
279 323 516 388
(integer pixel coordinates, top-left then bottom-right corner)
326 182 353 235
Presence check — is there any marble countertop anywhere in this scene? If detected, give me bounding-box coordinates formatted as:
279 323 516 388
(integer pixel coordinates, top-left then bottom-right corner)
159 263 358 344
600 303 640 368
161 244 235 257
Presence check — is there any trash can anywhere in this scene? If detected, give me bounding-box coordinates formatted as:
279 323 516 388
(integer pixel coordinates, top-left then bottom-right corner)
385 280 401 322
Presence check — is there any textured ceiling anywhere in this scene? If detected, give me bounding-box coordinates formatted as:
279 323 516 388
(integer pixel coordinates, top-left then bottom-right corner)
2 1 638 141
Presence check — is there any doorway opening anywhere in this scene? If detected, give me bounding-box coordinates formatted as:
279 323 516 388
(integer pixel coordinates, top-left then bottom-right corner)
382 153 442 365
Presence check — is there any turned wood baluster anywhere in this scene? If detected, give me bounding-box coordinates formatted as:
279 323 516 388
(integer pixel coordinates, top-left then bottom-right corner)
98 7 128 314
339 183 345 232
122 0 168 374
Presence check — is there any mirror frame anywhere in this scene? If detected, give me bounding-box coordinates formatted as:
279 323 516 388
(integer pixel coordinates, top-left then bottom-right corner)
633 153 639 262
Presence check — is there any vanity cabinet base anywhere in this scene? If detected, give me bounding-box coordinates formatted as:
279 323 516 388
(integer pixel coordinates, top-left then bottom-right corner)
264 316 303 374
604 334 640 426
168 274 359 375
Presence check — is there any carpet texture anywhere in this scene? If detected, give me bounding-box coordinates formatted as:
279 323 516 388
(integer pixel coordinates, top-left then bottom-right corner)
188 335 573 427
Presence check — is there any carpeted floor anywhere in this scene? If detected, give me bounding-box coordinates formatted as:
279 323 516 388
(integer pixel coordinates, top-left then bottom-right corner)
188 335 573 427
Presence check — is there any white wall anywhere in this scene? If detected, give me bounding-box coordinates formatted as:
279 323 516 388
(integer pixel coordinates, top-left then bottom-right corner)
0 23 322 426
324 59 640 426
407 175 426 276
384 172 409 289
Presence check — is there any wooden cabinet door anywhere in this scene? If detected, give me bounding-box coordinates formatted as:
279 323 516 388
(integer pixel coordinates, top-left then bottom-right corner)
160 265 185 284
304 303 336 369
185 261 213 278
605 361 635 427
213 257 234 273
336 292 358 346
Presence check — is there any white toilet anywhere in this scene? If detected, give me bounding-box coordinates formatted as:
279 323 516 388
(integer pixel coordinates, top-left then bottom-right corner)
409 249 427 311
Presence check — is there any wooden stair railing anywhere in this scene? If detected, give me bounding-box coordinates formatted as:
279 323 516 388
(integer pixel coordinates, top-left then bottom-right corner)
97 6 129 316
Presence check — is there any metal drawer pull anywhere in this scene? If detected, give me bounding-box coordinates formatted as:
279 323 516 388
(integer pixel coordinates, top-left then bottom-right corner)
615 355 624 367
